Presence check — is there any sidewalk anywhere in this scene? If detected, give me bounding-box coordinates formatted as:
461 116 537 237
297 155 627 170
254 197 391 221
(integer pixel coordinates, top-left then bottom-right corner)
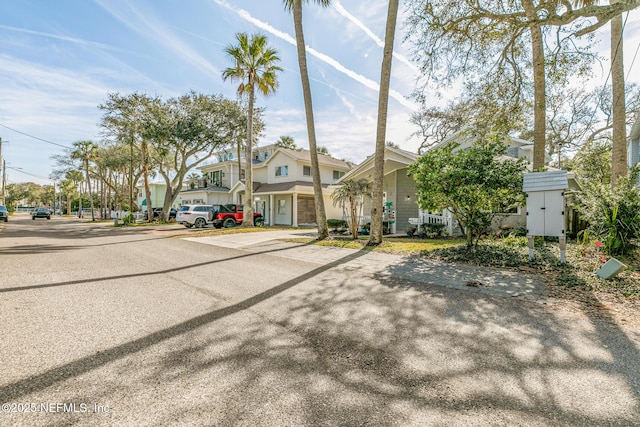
184 230 550 305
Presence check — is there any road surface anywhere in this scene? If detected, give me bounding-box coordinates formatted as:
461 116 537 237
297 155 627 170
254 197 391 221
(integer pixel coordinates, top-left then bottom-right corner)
1 213 639 426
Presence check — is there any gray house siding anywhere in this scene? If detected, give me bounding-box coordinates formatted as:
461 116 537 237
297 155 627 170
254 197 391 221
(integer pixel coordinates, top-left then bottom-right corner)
630 138 639 167
395 168 420 231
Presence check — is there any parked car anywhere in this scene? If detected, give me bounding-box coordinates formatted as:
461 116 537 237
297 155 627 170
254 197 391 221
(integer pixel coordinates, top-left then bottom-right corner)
0 205 8 222
142 208 177 220
32 207 51 220
176 204 220 228
212 204 264 228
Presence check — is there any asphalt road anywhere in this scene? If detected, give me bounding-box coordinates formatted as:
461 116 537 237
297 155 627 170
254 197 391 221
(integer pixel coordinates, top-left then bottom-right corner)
1 213 639 426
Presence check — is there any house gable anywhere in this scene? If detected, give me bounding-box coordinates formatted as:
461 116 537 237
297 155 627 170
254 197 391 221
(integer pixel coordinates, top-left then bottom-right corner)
339 146 417 183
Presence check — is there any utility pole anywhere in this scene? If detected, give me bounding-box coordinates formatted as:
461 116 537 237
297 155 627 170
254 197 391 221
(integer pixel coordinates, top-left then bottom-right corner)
1 159 5 206
0 137 5 205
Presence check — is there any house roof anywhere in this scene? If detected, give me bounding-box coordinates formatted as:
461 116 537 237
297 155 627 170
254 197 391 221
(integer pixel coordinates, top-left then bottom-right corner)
180 185 231 194
264 147 352 170
228 180 261 194
433 128 534 151
523 171 569 192
253 180 331 195
338 146 418 183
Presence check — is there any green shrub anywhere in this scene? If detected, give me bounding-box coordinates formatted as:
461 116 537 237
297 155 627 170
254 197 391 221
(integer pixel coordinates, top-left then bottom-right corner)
511 226 527 237
503 235 528 247
122 214 135 226
576 167 640 256
424 222 446 238
327 219 348 231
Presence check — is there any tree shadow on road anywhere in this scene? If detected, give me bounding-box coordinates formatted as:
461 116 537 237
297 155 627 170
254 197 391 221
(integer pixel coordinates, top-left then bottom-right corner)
2 244 639 426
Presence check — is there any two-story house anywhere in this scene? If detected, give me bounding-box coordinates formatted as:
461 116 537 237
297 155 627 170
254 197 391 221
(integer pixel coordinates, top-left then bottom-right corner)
230 147 353 226
179 143 354 227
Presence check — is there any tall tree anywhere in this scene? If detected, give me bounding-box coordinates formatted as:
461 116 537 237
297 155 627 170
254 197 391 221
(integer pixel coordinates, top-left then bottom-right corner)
575 0 629 186
150 93 251 219
609 1 627 186
368 0 399 246
283 0 331 239
100 92 159 221
406 0 640 170
71 140 98 221
223 32 282 227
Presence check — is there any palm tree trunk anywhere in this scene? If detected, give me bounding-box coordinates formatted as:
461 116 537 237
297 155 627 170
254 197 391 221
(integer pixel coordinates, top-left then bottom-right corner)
350 197 358 239
142 139 152 222
368 0 399 245
236 136 242 187
292 0 328 239
611 2 627 187
86 160 95 221
243 87 255 227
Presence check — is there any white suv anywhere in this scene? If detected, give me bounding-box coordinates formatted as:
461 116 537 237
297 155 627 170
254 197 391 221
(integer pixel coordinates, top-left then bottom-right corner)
176 204 219 228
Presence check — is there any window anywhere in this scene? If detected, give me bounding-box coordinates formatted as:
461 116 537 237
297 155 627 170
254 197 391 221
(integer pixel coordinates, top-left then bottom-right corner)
264 152 269 160
241 169 246 180
278 199 286 214
303 165 311 176
333 170 345 180
212 170 222 185
275 165 288 177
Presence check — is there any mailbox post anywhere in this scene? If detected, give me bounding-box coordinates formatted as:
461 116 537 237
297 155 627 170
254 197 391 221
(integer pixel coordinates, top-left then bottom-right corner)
523 171 569 263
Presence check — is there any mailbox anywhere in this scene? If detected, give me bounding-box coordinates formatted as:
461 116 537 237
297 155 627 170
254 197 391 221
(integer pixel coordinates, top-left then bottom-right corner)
523 171 569 263
523 171 568 237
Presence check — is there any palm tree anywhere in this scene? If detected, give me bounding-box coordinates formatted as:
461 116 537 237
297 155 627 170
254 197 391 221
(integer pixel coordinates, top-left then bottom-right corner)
60 178 76 215
368 0 399 245
282 0 331 239
331 179 371 239
71 140 98 221
276 135 297 149
223 32 282 227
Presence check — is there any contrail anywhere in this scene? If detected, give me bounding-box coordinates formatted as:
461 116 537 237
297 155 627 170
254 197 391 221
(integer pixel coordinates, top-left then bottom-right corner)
213 0 417 111
0 24 116 50
333 1 418 72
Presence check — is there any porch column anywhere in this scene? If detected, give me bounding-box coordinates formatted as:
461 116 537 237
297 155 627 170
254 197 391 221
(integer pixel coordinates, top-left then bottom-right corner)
269 194 274 226
292 193 298 227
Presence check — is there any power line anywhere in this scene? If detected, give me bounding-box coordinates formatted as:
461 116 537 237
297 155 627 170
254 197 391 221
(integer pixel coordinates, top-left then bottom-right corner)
0 123 72 149
5 166 50 181
627 40 640 81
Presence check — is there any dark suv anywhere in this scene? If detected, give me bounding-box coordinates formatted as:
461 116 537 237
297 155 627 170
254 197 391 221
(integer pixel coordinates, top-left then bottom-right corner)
143 208 177 220
32 207 51 220
0 205 8 222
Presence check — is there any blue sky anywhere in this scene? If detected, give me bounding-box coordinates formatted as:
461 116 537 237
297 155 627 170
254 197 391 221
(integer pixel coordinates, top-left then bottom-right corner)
0 1 639 186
